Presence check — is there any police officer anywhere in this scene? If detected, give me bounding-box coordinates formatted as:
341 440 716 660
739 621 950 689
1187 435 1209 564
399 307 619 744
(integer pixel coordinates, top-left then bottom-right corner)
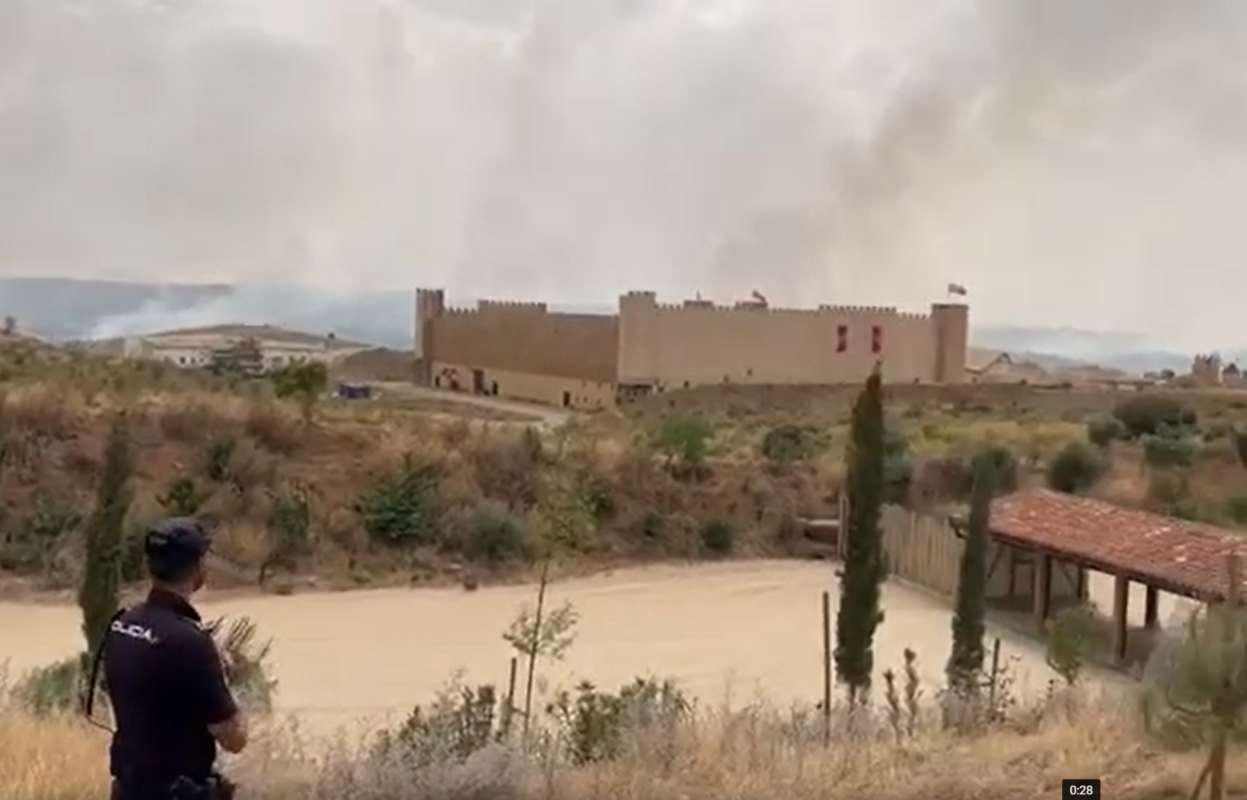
104 518 248 800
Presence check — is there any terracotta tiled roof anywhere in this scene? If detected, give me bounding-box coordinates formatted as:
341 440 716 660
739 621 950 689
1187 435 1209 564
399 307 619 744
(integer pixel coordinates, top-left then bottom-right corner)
990 489 1247 602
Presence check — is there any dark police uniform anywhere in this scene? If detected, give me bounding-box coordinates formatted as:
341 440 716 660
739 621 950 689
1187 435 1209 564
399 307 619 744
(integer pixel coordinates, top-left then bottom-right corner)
104 527 238 800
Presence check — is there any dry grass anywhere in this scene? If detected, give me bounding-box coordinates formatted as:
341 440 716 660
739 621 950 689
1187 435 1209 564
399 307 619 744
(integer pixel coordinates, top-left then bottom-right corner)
245 402 304 456
3 697 1244 800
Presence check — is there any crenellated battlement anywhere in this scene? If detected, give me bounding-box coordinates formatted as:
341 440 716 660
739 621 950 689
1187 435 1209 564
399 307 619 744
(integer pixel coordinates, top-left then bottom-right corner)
478 299 548 313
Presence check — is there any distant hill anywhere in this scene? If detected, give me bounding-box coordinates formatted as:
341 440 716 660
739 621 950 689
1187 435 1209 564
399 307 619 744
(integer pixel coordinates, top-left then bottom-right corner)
971 325 1197 376
0 278 412 348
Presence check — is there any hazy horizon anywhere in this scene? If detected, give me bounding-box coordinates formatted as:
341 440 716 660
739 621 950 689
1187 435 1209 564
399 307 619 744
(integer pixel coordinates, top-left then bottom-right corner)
4 1 1247 351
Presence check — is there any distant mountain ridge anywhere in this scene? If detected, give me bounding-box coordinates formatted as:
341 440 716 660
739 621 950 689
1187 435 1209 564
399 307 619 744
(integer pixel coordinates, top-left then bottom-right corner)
4 278 1243 373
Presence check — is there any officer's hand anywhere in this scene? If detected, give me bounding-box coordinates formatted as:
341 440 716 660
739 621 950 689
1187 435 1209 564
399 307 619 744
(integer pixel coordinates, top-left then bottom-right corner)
208 712 249 754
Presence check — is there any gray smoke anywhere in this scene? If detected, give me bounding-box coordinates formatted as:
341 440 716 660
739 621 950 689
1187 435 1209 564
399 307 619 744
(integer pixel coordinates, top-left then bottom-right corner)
3 0 1247 350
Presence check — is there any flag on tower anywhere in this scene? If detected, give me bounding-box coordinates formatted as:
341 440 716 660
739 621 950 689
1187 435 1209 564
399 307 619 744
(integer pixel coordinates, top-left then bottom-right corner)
947 282 968 297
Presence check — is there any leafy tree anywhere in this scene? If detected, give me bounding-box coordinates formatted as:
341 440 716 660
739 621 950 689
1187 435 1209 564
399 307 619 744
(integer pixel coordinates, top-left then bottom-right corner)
355 457 441 546
1046 604 1101 687
79 415 133 657
947 453 996 692
1145 596 1247 800
502 558 580 742
836 369 888 707
653 415 713 479
1047 442 1105 494
271 361 329 420
157 476 208 516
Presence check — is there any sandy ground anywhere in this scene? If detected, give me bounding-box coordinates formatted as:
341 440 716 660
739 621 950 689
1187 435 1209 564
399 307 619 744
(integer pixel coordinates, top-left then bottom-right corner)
0 560 1169 736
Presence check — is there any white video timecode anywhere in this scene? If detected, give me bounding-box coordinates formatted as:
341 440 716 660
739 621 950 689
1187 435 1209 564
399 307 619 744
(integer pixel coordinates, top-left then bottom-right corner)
1062 779 1101 798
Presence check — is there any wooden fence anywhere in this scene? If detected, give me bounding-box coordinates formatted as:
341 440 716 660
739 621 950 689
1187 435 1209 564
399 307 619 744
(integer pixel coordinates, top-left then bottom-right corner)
879 504 964 599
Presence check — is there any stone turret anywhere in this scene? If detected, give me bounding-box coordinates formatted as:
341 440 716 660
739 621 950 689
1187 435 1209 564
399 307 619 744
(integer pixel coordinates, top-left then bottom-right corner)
415 288 445 384
931 303 969 383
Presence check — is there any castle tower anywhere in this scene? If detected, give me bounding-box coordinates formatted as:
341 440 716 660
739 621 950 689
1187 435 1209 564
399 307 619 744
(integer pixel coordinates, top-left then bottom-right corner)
415 288 445 385
931 303 968 383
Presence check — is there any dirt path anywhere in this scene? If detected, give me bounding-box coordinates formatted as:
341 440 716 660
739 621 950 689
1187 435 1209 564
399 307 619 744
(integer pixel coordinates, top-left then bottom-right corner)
374 382 574 429
0 561 1099 737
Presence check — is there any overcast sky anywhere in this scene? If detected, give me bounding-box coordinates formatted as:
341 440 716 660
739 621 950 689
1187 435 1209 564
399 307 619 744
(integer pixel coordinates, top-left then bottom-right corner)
2 0 1246 349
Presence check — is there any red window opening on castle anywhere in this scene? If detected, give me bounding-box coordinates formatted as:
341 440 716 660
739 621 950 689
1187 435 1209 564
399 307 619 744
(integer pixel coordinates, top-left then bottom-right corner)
872 325 883 354
837 325 848 353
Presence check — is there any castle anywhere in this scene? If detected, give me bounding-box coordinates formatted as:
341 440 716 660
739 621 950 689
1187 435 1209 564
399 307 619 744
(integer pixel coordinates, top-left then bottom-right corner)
416 289 968 409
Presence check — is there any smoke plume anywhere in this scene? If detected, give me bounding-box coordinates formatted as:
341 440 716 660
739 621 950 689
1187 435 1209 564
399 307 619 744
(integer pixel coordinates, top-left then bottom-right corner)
2 0 1246 349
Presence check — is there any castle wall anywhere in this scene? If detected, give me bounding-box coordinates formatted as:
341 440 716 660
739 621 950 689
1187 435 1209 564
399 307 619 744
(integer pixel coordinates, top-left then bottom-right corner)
431 362 614 410
618 292 957 389
425 299 618 384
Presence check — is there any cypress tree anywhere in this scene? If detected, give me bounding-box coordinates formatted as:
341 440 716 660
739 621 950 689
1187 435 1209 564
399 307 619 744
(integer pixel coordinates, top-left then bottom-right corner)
79 414 133 657
947 452 996 692
835 369 887 706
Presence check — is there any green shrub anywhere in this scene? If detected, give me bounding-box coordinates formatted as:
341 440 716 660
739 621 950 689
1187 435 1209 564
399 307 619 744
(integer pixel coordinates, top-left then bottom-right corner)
578 474 616 521
268 485 312 551
157 476 208 516
204 435 236 482
639 511 666 541
373 678 498 766
1047 442 1105 494
761 424 816 463
11 657 81 715
653 415 713 479
1233 426 1247 470
1226 495 1247 526
549 677 690 765
271 362 329 418
699 519 736 555
1046 605 1101 686
464 501 528 564
1142 435 1198 469
1087 414 1127 447
1113 395 1193 438
356 457 442 546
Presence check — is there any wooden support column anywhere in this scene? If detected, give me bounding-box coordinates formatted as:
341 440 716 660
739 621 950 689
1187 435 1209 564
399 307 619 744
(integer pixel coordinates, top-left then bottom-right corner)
1113 574 1130 665
1144 585 1160 630
1076 567 1089 602
1006 545 1015 599
1033 552 1052 632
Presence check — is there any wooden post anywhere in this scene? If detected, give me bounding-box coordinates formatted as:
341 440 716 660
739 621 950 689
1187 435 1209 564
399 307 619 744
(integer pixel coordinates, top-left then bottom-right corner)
1033 552 1052 632
822 590 832 746
1112 574 1130 665
1144 585 1159 630
1076 567 1089 602
987 637 1001 720
501 656 518 739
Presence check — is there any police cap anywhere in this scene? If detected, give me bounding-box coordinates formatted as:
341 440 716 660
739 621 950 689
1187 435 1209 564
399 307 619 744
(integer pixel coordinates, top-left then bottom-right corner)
145 517 211 571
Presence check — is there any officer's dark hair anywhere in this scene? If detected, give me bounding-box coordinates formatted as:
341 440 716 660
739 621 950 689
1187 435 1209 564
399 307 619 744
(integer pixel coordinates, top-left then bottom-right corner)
148 552 202 584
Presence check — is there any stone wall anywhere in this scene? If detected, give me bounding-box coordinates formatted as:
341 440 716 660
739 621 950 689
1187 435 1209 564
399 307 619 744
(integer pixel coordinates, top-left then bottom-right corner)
617 292 963 389
423 298 618 384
